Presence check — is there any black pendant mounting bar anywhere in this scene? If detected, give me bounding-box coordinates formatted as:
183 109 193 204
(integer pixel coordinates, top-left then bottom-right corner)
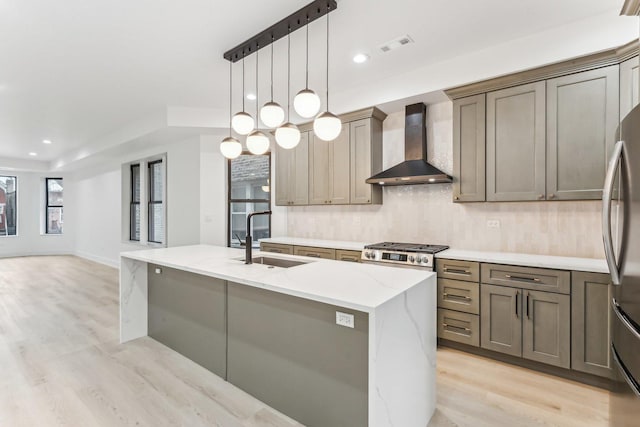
223 0 337 63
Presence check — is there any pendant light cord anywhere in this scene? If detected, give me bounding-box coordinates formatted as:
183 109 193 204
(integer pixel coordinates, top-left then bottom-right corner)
305 16 310 89
270 36 274 102
287 28 291 121
326 6 330 109
242 55 246 111
229 60 233 136
256 44 259 121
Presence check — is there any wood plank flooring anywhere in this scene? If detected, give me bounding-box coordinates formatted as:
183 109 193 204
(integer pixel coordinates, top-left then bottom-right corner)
0 255 609 426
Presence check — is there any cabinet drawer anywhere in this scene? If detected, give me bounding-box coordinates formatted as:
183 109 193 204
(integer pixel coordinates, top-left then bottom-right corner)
294 246 336 260
436 259 480 282
481 263 570 294
438 279 479 315
260 243 294 255
335 249 361 263
438 309 480 347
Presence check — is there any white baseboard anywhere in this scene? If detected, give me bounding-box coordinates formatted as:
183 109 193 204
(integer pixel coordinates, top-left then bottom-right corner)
74 250 120 269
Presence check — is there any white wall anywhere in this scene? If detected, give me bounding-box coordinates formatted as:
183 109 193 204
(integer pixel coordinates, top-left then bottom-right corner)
285 102 605 259
0 170 75 258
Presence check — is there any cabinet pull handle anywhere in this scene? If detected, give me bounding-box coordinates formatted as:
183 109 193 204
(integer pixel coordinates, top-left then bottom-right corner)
505 274 540 283
270 249 282 253
305 253 321 258
442 323 471 333
443 293 471 301
515 291 519 318
443 267 471 275
341 256 359 262
538 194 544 200
526 292 530 319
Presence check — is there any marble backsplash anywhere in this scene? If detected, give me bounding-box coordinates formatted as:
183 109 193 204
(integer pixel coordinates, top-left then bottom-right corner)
285 102 605 260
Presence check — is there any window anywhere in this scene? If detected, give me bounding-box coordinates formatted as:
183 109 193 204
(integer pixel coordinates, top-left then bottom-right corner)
45 178 63 234
148 160 164 244
228 153 271 248
0 175 17 236
130 164 141 241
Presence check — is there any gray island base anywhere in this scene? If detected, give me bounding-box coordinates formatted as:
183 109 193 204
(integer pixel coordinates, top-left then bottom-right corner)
120 245 436 426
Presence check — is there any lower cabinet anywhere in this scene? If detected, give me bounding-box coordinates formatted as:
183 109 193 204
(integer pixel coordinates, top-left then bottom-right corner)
571 272 614 378
335 249 362 262
481 284 570 368
438 309 480 347
147 264 227 378
293 245 336 260
260 242 294 255
226 282 369 427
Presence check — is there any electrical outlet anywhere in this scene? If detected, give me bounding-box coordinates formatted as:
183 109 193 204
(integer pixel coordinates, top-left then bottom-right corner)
336 311 355 328
487 219 501 229
155 267 162 274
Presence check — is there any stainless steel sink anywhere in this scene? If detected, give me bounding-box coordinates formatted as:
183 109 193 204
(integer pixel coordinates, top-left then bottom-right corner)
243 256 309 268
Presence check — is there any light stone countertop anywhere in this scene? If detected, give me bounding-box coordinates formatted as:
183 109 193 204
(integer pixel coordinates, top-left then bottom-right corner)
436 249 609 274
259 237 370 251
120 244 433 313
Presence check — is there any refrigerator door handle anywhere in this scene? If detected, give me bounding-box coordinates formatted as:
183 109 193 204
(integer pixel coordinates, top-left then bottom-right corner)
612 298 640 341
612 342 640 398
602 140 624 285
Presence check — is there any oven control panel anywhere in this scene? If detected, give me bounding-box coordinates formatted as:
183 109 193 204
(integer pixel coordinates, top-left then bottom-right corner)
361 249 434 269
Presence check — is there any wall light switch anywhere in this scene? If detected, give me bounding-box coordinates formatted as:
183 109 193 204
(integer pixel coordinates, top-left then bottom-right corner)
487 219 501 229
336 311 355 328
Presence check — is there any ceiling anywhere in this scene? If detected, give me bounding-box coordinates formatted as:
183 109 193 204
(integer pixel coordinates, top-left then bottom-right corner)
0 0 636 170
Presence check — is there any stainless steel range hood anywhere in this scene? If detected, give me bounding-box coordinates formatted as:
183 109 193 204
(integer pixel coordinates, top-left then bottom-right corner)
366 103 452 186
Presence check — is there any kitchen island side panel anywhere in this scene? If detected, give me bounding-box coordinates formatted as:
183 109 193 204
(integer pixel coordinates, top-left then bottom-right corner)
371 275 437 427
120 257 148 343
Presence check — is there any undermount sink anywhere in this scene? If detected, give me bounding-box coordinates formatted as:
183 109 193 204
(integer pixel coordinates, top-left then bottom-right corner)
242 256 310 268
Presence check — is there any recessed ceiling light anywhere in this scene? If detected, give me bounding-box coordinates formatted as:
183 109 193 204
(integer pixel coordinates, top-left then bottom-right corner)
353 53 369 64
42 139 52 144
28 152 37 156
246 93 256 101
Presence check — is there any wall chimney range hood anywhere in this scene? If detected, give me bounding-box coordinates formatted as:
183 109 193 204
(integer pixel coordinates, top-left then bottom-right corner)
366 103 452 186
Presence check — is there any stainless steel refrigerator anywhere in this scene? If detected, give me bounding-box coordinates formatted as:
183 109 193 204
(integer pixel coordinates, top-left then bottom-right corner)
603 103 640 426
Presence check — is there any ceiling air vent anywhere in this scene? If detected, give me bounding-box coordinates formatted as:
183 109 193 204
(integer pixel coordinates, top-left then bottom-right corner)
378 35 414 53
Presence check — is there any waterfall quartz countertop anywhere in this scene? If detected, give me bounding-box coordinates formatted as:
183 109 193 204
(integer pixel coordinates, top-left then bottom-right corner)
120 244 432 312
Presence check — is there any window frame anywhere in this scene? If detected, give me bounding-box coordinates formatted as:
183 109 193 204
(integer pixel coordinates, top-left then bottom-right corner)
0 175 17 237
45 177 63 235
227 151 272 247
129 164 141 241
148 159 164 244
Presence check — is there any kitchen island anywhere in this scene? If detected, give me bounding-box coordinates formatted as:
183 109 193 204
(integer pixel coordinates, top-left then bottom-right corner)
120 244 436 427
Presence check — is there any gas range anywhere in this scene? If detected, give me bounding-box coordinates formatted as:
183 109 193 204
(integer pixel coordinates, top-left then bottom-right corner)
361 242 449 271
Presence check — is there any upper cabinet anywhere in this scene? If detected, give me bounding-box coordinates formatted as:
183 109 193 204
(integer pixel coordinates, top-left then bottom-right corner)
275 107 385 207
486 82 546 202
453 94 486 202
275 131 309 206
620 55 639 118
447 41 638 203
546 66 619 200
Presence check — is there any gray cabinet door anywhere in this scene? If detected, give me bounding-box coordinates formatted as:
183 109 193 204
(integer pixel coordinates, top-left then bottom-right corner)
546 65 619 200
571 271 614 378
350 119 383 204
275 142 292 206
330 123 351 204
620 56 639 119
148 264 227 378
227 282 369 427
481 284 522 357
308 132 330 205
486 82 546 201
453 94 486 202
292 131 310 205
522 290 570 368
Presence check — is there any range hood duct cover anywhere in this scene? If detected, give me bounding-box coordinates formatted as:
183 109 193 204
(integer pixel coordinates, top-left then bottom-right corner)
366 103 452 186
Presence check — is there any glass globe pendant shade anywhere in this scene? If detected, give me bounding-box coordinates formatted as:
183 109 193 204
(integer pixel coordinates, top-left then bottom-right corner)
293 89 321 118
246 130 270 155
313 112 342 141
220 136 242 159
260 102 285 128
231 111 255 135
275 122 301 149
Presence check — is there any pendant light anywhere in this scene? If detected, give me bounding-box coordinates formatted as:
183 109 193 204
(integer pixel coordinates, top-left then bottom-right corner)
260 36 285 128
293 17 321 118
313 6 341 142
231 55 255 135
275 27 301 149
220 61 243 159
246 47 270 155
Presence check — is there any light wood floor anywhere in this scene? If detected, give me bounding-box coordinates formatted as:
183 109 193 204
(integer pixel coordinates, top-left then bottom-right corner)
0 256 609 427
